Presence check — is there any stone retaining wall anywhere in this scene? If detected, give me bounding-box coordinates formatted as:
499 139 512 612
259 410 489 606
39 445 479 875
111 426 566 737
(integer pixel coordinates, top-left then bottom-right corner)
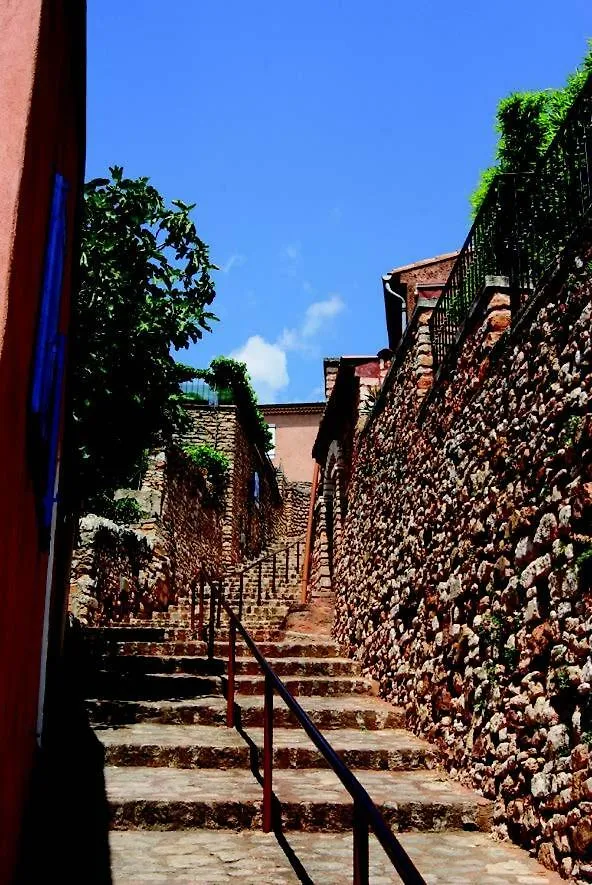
181 404 281 564
69 449 223 625
330 262 592 880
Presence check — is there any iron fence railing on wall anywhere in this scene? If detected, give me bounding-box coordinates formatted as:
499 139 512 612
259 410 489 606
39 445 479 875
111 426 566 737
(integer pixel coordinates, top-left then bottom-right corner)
430 72 592 370
512 78 592 306
180 379 235 406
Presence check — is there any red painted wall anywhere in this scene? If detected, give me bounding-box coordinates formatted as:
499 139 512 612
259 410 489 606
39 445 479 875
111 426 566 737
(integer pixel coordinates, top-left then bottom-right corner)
0 2 85 880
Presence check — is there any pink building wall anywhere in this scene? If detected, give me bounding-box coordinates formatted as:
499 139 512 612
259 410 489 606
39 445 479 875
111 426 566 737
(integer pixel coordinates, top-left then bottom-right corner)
261 405 325 483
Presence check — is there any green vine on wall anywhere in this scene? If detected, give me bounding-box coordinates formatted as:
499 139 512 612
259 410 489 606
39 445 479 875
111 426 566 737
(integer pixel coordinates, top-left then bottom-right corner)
182 443 230 501
195 356 273 453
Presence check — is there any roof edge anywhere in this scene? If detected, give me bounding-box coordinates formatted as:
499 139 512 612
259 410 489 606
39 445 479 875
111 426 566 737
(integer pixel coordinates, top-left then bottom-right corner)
382 251 459 280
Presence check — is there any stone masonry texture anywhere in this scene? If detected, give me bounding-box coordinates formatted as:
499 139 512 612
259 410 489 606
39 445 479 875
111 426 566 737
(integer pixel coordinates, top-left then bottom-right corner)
70 404 310 625
180 404 282 564
328 262 592 880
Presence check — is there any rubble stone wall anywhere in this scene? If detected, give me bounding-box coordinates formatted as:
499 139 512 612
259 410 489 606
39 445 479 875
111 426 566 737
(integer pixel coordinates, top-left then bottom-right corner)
280 479 312 538
162 447 224 591
69 515 154 625
333 267 592 880
69 450 223 625
181 404 281 564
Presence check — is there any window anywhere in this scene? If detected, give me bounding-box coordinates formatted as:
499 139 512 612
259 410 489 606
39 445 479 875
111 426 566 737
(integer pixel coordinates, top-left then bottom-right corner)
268 423 276 459
252 471 260 507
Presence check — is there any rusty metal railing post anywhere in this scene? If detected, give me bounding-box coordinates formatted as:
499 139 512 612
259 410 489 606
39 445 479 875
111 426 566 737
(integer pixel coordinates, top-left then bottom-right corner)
238 572 244 622
216 581 223 628
198 575 205 640
353 800 369 885
208 581 216 659
257 561 262 606
263 673 274 833
190 578 196 638
226 619 236 727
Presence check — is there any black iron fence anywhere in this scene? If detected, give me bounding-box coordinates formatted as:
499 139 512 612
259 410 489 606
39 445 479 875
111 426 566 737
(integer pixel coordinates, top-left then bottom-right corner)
430 72 592 370
180 379 235 405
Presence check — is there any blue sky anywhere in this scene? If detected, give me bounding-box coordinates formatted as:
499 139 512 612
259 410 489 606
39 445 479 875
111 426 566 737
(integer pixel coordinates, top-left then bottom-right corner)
86 1 591 403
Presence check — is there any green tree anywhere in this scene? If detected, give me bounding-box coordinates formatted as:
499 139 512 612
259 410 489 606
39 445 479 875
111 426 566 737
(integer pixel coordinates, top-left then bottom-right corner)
470 43 592 216
72 167 217 507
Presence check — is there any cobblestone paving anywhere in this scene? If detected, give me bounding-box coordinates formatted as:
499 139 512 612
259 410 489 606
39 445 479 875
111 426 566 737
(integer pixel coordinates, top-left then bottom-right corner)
110 830 564 884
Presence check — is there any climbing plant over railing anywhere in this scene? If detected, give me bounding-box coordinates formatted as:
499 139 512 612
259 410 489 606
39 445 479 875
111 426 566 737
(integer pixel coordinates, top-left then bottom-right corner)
194 356 273 453
430 70 592 370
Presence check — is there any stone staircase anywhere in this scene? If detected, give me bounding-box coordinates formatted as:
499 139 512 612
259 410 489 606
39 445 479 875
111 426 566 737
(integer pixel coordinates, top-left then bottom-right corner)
146 536 305 633
83 623 563 884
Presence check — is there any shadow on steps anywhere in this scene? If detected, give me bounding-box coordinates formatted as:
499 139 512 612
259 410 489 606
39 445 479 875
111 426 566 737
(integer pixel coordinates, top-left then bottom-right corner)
15 621 112 885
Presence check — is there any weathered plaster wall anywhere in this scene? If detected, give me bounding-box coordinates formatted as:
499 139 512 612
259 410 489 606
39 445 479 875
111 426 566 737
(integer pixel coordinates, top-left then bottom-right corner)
333 267 592 880
0 1 85 878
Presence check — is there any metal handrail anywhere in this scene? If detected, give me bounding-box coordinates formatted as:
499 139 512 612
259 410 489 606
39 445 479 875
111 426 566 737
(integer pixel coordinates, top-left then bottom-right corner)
232 534 305 577
189 536 305 636
217 588 427 885
230 535 305 611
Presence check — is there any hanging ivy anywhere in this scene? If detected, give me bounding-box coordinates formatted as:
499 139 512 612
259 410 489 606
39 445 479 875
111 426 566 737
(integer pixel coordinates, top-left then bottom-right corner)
195 356 273 453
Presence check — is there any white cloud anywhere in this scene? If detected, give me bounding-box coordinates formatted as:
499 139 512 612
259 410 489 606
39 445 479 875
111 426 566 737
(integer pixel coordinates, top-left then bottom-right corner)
301 294 344 338
232 294 345 403
280 294 345 352
231 335 289 401
221 253 246 274
281 242 301 262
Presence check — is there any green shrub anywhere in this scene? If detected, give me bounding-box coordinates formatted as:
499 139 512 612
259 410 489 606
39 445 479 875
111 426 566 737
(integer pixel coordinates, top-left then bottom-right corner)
89 494 143 524
195 357 272 452
182 443 230 500
470 43 592 216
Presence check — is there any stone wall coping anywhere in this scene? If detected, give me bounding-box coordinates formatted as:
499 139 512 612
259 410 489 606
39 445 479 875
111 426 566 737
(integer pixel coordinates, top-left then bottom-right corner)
182 402 237 412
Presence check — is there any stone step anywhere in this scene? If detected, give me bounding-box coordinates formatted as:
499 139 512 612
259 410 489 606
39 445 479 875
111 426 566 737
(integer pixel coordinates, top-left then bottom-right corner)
88 694 405 730
98 723 436 771
100 655 360 679
234 674 372 697
98 640 209 658
89 672 224 701
101 655 225 676
84 626 169 643
106 767 492 833
96 636 343 659
235 657 361 677
109 830 565 884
